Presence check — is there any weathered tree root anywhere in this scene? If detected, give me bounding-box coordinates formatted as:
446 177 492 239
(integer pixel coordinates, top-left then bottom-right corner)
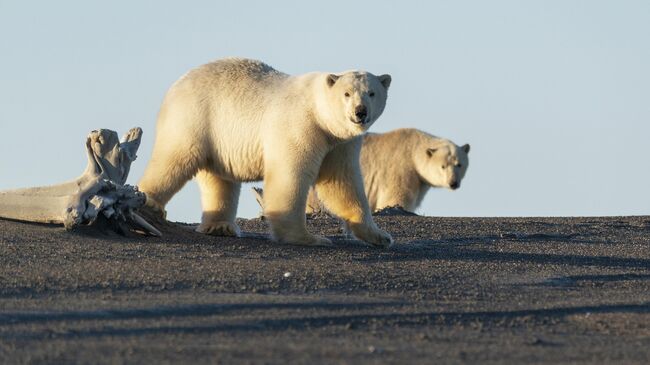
0 128 161 236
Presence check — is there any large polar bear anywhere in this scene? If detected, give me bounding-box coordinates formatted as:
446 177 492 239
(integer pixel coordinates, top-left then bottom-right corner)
306 128 470 213
138 58 393 247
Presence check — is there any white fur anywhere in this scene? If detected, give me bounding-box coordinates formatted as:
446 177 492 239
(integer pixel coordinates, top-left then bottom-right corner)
305 128 470 214
138 58 393 247
360 128 470 212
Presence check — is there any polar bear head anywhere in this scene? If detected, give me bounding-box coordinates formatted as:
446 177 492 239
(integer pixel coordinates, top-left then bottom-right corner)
318 71 391 139
416 141 470 190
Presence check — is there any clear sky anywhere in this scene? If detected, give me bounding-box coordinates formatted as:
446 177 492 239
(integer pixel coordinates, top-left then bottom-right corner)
1 1 648 222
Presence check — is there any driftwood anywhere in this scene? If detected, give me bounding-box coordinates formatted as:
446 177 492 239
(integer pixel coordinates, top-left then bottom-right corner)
0 128 161 236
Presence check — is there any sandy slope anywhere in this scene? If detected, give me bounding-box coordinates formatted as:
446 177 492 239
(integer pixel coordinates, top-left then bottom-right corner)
1 215 650 364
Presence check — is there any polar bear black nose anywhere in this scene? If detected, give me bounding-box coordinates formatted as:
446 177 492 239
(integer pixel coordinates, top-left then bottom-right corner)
355 105 368 123
450 181 459 190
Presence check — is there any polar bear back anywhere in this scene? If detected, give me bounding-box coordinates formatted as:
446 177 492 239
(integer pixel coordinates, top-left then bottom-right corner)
155 58 310 182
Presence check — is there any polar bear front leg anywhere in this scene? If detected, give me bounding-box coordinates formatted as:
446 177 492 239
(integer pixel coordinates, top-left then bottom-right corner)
195 169 241 237
263 162 332 247
315 138 393 248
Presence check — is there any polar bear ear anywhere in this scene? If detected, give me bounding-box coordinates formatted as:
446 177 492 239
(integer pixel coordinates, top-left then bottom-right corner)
462 144 470 153
326 74 339 87
379 74 392 90
426 148 437 157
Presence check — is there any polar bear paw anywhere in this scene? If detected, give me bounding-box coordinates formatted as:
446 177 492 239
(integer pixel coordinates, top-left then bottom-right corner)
350 224 393 248
196 221 241 237
274 232 333 247
143 196 167 219
304 234 334 247
290 234 333 247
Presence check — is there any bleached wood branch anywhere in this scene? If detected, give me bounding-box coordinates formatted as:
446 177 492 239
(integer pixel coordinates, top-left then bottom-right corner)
0 128 161 236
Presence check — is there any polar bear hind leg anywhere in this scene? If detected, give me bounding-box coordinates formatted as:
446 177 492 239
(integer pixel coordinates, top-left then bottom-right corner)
139 138 205 218
195 169 242 237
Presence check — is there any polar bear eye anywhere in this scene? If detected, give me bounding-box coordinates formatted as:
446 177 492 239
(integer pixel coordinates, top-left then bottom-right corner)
344 92 350 97
369 91 375 97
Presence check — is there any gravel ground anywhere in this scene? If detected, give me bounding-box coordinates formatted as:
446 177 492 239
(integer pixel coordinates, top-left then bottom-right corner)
1 215 650 364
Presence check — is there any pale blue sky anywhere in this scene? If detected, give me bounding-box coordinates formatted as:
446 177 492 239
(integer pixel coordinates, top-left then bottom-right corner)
1 1 648 222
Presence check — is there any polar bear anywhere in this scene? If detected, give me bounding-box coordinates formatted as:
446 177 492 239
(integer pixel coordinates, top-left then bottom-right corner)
359 128 470 212
305 128 470 214
138 58 393 247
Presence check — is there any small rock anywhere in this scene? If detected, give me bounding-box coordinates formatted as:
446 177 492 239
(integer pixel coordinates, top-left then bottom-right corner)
283 272 292 278
368 345 382 354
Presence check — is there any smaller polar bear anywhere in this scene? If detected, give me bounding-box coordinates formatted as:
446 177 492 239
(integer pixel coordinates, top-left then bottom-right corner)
360 128 470 212
306 128 470 213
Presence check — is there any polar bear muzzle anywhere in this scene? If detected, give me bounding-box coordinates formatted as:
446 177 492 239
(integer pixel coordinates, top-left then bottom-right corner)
353 104 368 124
